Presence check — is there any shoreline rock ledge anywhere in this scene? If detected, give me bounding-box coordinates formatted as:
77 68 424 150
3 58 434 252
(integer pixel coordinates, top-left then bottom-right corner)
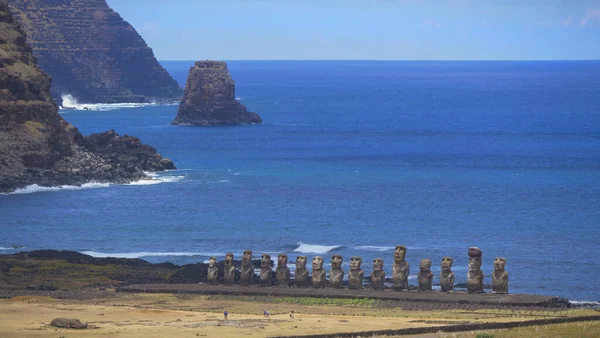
172 61 262 126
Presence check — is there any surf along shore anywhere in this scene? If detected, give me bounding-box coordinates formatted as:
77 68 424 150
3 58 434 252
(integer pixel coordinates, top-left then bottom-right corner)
1 250 600 337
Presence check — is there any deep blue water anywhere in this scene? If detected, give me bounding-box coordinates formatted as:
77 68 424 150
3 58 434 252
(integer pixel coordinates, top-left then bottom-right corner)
1 61 599 301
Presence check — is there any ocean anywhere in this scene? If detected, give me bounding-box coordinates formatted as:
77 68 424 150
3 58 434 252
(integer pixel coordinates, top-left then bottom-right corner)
1 61 599 303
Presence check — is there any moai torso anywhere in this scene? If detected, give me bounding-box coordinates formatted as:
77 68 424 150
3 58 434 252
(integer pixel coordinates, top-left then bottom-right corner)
329 255 344 288
467 247 484 293
207 256 219 284
392 245 410 290
418 259 433 291
294 256 309 287
275 254 290 286
311 256 326 288
259 254 272 285
348 256 364 289
240 250 254 285
223 253 235 284
492 257 508 294
440 256 455 292
371 258 385 289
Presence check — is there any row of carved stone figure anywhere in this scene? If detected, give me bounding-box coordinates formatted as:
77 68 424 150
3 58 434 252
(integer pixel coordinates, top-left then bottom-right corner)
206 246 509 293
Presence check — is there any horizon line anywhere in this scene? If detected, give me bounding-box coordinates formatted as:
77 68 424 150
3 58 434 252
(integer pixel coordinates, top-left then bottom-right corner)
158 59 600 62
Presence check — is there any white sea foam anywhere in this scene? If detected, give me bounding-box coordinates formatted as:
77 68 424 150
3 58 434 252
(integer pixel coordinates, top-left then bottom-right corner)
0 247 12 250
4 173 183 195
9 182 111 195
293 242 342 254
127 173 184 186
81 251 221 259
353 245 395 252
59 94 177 112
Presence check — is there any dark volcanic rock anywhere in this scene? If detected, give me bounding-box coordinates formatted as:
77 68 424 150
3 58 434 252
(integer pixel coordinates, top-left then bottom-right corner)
50 318 88 329
7 0 182 104
0 3 175 193
173 60 262 126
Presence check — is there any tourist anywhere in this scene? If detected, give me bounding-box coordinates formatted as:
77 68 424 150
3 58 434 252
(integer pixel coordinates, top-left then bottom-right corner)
224 310 228 320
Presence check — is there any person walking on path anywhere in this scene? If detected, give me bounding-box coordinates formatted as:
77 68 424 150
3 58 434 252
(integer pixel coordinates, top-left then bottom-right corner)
224 310 228 320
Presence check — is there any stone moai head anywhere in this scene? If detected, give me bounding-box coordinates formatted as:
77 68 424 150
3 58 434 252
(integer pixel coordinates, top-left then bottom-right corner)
242 250 253 265
420 259 432 271
278 254 288 266
209 256 217 268
312 256 324 270
225 252 234 266
331 255 343 269
394 245 407 262
441 256 453 272
494 257 506 270
296 255 307 269
373 258 384 271
261 254 271 268
350 256 362 271
468 247 482 271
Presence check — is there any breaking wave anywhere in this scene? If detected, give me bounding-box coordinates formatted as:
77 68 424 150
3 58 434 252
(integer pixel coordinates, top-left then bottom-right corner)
293 242 342 254
4 173 183 195
59 94 177 112
10 182 111 194
127 172 184 185
81 251 222 259
0 247 13 250
352 245 395 252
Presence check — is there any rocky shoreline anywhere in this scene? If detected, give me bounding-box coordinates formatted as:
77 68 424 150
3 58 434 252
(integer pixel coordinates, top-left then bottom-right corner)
0 2 175 193
0 250 581 310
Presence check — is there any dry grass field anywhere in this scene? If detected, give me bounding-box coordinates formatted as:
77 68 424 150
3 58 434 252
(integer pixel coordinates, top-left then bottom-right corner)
0 293 597 338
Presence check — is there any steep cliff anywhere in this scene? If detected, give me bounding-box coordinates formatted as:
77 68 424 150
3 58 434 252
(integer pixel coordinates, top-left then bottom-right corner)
7 0 181 104
173 61 262 126
0 1 174 193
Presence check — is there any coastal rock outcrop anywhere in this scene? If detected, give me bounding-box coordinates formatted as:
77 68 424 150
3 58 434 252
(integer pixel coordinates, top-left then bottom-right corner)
7 0 182 104
0 3 174 193
173 61 262 125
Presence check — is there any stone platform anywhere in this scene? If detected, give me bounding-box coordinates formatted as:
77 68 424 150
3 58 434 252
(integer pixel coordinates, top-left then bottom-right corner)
118 284 567 308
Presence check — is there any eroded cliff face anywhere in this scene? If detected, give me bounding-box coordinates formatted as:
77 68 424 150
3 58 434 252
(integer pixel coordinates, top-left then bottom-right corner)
0 2 174 193
7 0 182 104
173 61 262 126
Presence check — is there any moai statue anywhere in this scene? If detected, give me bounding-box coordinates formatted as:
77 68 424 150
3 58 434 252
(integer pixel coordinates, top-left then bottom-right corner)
223 252 235 284
467 247 484 293
329 254 344 288
492 257 509 294
259 254 272 285
275 253 290 286
348 256 364 289
311 256 326 288
392 245 410 290
240 249 254 285
294 255 309 287
206 256 219 284
440 256 455 292
418 259 433 291
371 258 385 290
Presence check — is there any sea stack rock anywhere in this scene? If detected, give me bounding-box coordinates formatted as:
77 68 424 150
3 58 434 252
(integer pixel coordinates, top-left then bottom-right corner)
173 61 262 126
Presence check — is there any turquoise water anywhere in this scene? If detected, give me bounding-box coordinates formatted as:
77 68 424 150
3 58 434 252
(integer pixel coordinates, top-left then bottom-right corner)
1 61 599 301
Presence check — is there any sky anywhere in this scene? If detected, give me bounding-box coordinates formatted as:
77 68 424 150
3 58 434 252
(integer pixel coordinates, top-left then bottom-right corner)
106 0 600 61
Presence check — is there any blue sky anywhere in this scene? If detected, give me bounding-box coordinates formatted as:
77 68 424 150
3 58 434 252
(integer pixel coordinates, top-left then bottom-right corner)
106 0 600 60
